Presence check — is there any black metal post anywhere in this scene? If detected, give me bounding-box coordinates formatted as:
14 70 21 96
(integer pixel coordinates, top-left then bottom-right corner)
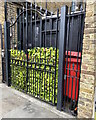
57 5 68 111
4 22 11 86
4 0 7 21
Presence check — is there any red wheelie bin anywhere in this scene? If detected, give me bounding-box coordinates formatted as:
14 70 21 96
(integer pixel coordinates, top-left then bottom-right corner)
64 51 81 101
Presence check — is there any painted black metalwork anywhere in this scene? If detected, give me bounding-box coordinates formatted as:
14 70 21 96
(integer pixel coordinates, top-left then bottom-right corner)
62 7 85 116
4 1 7 21
57 5 68 111
26 2 28 93
4 2 59 105
4 22 11 86
0 1 86 116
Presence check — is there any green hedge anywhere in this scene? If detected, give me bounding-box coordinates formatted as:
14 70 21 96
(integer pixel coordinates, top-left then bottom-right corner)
10 47 59 104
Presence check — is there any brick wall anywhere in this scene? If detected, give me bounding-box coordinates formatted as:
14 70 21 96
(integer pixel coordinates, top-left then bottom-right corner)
0 1 4 26
78 1 96 118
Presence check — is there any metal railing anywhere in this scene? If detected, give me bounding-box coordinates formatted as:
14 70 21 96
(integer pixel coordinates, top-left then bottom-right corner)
0 1 86 116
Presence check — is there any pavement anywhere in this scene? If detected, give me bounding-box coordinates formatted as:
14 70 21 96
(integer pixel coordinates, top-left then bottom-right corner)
0 83 73 119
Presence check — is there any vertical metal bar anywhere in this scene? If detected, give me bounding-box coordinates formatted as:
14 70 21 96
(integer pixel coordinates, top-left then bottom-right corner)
44 8 47 100
74 15 81 108
23 6 25 50
54 9 59 104
44 52 46 100
35 3 37 95
31 3 33 48
14 17 15 49
39 7 42 97
30 3 33 95
12 59 14 86
46 0 47 10
49 50 51 101
4 22 11 86
39 59 41 97
42 69 43 99
19 9 21 50
50 13 52 47
52 73 53 102
17 8 20 50
4 1 7 21
37 57 39 96
11 18 13 49
45 10 47 47
26 2 28 93
40 7 42 47
71 77 74 106
70 63 74 107
49 13 52 102
67 9 73 103
71 0 76 13
66 10 71 106
35 4 36 47
77 13 85 106
80 1 83 11
28 5 30 95
64 15 70 108
57 5 68 111
68 16 74 110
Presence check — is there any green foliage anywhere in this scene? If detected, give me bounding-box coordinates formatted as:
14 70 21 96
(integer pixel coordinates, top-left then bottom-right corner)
10 47 59 104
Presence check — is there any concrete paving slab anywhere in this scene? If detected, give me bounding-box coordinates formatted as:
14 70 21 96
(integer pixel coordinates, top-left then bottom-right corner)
0 95 27 117
0 83 73 119
4 101 60 118
0 85 15 100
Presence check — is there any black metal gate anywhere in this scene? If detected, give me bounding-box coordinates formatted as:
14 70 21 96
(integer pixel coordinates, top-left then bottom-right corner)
57 5 86 116
3 2 60 105
0 1 86 116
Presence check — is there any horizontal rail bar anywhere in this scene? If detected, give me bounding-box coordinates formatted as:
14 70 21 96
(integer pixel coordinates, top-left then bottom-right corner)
10 62 55 74
66 11 85 17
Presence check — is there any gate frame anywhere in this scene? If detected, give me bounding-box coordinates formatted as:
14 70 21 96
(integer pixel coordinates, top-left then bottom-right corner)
4 21 11 86
3 1 60 106
57 5 68 111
